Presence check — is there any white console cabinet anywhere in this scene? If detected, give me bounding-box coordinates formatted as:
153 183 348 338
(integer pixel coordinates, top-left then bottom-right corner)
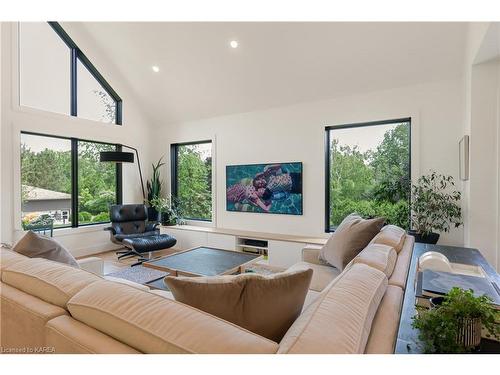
160 225 326 269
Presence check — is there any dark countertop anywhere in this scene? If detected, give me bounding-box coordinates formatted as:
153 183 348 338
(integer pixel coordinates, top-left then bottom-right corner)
395 243 500 354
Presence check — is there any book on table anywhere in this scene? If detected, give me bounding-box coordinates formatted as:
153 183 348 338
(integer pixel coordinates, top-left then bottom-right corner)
415 269 500 309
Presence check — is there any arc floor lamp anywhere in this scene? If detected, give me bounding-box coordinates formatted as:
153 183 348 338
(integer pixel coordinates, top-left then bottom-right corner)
99 145 145 201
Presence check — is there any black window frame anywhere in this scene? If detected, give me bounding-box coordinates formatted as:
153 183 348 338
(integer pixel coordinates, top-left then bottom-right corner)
20 131 123 229
324 118 412 233
170 140 213 222
43 22 123 125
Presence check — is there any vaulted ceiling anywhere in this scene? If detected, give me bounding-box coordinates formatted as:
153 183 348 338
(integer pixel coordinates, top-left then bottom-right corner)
63 22 467 126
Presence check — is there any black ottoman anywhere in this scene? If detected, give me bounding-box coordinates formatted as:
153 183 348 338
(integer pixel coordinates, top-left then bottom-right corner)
122 234 177 266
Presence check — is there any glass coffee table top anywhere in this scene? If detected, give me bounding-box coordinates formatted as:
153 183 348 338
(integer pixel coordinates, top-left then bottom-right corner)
143 246 261 276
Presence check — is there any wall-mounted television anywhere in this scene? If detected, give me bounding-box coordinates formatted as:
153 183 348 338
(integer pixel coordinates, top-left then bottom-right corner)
226 162 303 215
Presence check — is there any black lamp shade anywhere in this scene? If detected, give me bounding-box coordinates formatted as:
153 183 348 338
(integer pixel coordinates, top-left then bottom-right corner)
99 151 134 163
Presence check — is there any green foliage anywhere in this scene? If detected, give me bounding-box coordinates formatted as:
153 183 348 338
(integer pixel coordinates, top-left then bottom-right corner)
78 212 93 222
177 145 212 220
21 140 117 225
412 288 500 353
150 196 182 225
329 123 410 228
91 212 110 223
411 171 462 235
147 157 165 205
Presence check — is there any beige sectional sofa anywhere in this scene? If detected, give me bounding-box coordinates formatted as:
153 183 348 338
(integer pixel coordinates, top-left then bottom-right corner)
0 230 414 354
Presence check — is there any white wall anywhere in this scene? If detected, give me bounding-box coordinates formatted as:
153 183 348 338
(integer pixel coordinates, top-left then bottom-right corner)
1 22 154 257
462 22 500 270
154 78 466 246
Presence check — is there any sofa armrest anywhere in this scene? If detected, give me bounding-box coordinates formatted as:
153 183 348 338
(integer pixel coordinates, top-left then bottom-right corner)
302 244 327 265
77 257 104 276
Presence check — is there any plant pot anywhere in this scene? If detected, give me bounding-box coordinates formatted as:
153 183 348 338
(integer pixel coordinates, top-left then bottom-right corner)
160 213 176 226
408 230 440 244
456 317 482 349
429 296 445 308
147 207 160 222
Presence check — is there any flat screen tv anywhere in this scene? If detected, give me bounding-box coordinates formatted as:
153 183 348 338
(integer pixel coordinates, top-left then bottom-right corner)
226 162 303 215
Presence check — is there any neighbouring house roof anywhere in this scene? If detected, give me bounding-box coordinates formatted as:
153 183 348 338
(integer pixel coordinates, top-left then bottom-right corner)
23 185 71 201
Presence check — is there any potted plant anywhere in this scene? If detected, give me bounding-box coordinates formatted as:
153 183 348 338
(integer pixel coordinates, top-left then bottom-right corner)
146 157 165 222
412 287 500 353
409 171 462 244
150 196 178 226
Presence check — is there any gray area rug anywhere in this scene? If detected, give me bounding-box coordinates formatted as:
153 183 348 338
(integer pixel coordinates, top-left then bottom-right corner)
106 266 168 284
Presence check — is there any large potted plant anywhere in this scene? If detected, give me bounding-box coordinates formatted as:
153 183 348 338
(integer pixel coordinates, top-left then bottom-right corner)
409 171 462 244
412 287 500 353
150 196 179 226
146 157 165 222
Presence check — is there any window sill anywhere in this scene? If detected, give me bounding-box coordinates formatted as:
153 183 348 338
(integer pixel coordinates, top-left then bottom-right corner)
16 223 110 238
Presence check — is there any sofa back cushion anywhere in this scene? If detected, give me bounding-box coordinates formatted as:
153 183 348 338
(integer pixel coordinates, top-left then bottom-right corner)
1 257 100 308
67 280 279 354
278 263 388 354
320 214 385 270
350 243 397 277
0 248 27 275
165 267 312 342
388 235 414 289
371 225 406 253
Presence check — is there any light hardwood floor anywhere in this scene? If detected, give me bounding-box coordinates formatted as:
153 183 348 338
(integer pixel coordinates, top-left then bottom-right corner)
78 247 179 275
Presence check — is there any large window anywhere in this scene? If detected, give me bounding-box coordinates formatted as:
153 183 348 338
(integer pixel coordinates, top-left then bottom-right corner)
171 141 213 221
20 132 122 228
19 22 122 124
325 118 411 232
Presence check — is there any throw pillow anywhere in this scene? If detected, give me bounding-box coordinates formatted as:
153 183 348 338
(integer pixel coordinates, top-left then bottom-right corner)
320 213 385 270
13 230 79 268
165 267 313 342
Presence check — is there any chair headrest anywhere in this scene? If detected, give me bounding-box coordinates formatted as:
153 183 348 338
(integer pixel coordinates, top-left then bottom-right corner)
109 204 147 223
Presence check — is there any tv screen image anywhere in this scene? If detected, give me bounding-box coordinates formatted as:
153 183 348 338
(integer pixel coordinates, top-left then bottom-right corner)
226 162 303 215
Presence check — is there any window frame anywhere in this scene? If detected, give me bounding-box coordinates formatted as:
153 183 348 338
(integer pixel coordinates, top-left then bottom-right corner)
44 22 122 124
170 140 213 222
324 117 412 233
20 131 123 229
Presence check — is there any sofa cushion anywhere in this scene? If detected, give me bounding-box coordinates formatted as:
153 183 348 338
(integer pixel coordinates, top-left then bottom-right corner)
365 285 404 353
12 231 79 268
351 244 397 277
45 315 140 354
1 281 68 351
1 257 100 308
320 214 385 270
388 235 414 289
278 263 387 354
165 267 313 342
287 261 340 292
371 225 406 253
0 248 27 275
67 280 279 353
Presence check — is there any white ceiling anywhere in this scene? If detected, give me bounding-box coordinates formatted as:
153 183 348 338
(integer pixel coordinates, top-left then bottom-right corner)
65 22 467 126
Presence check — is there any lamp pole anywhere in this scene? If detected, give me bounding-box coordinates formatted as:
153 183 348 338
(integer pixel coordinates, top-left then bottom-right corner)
121 145 146 202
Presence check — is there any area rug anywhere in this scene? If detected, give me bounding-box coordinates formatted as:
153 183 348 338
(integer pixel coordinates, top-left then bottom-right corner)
105 266 168 285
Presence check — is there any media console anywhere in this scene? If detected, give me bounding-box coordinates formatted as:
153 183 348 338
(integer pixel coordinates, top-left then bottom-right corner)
159 225 327 268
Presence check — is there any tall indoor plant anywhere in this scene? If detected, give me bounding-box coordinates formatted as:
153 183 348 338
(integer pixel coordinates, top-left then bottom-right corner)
146 157 165 221
409 171 462 244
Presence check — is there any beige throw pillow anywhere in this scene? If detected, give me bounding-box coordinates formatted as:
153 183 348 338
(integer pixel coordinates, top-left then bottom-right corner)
165 267 313 342
320 213 385 270
13 230 79 268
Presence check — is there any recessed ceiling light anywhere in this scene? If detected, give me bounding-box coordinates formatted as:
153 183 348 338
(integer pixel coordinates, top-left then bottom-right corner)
229 40 238 49
152 66 160 73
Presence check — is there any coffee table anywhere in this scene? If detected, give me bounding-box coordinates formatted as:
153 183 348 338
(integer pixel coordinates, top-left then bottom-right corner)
143 246 262 278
